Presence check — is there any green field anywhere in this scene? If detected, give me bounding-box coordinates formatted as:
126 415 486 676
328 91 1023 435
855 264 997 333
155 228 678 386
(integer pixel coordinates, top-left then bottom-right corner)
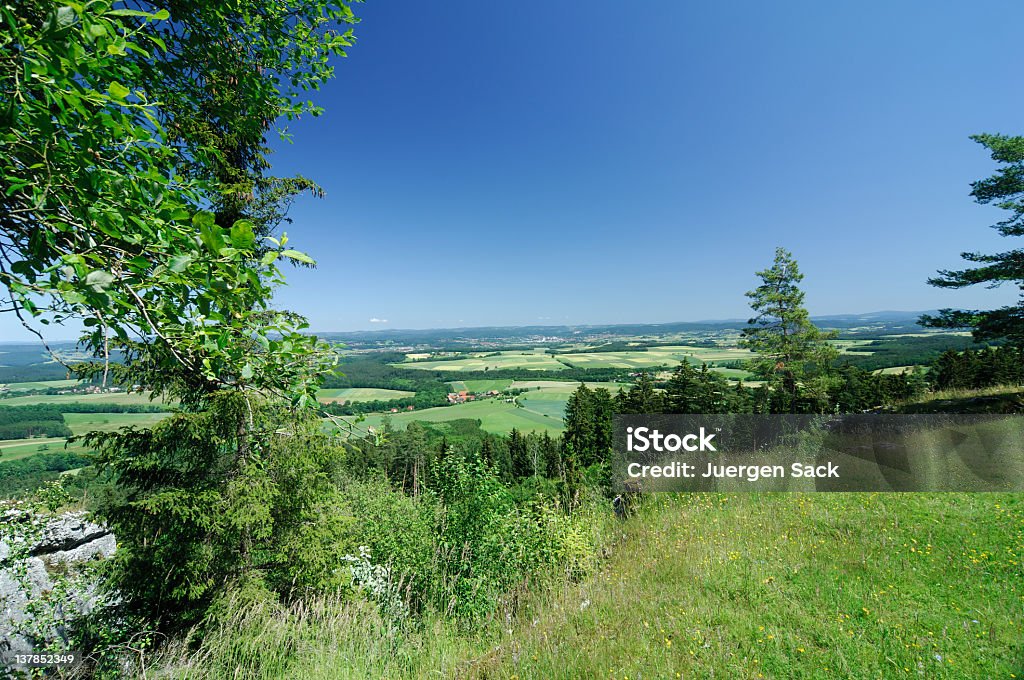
463 493 1022 678
555 345 753 370
63 412 170 434
0 437 85 462
510 380 628 391
874 365 920 375
351 398 564 435
395 350 567 372
316 387 415 403
164 492 1024 678
451 379 514 393
0 391 164 407
833 339 878 353
0 412 171 464
349 380 627 434
0 379 81 392
517 382 630 418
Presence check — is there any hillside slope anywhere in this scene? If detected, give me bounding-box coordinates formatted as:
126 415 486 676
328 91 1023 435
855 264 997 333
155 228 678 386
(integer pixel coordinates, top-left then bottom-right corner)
466 493 1022 679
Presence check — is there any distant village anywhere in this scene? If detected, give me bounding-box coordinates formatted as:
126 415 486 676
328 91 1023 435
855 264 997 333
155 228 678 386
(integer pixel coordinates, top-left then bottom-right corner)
446 389 502 405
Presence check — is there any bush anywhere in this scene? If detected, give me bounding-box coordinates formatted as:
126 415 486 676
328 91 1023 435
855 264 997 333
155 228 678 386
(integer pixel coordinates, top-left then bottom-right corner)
335 475 435 613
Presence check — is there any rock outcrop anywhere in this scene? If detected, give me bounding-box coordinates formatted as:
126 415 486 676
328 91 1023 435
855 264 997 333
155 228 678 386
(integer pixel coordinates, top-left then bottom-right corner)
0 512 116 659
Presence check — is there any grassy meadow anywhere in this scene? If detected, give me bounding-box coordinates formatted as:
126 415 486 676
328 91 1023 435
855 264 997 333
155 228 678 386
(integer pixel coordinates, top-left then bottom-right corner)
347 380 628 434
154 492 1023 678
0 412 170 463
350 397 565 434
317 387 415 403
554 345 754 370
450 379 515 393
0 390 164 407
0 379 80 392
397 350 568 372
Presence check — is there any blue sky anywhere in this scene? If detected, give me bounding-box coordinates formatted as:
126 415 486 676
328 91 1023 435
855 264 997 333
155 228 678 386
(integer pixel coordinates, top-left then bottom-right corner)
8 1 1024 339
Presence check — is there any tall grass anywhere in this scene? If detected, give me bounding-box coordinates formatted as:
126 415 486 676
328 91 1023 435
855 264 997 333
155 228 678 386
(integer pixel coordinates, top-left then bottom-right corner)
148 491 1021 678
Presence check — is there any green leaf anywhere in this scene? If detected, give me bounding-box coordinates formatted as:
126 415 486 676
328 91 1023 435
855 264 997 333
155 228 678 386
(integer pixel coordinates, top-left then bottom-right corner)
84 269 114 293
168 255 192 273
194 212 224 255
280 249 315 265
229 220 256 250
55 6 76 30
107 81 130 100
10 261 33 276
240 364 254 381
260 251 279 266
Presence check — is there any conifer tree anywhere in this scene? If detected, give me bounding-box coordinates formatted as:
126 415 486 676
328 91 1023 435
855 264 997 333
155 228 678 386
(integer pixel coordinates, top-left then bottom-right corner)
664 362 701 413
622 372 664 414
921 134 1024 344
740 248 837 411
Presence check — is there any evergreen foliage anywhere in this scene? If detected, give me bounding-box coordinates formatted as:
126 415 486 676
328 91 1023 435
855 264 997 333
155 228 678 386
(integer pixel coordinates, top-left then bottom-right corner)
921 134 1024 344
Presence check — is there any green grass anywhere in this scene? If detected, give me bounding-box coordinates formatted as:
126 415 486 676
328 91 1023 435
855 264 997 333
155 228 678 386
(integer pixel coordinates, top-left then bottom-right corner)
0 379 81 392
0 437 86 461
152 493 1023 678
470 492 1023 678
350 398 565 435
63 411 169 434
348 381 626 434
394 350 567 372
515 382 628 419
509 380 628 391
458 379 514 393
0 412 169 464
873 365 920 375
0 391 164 406
316 387 415 403
555 345 753 370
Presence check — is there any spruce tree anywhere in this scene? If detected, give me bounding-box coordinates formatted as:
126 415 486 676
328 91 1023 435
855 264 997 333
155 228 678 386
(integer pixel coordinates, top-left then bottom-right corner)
921 134 1024 344
664 362 701 413
740 248 838 411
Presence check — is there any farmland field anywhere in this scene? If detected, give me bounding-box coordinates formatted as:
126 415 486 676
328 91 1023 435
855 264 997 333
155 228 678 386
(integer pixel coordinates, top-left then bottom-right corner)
395 350 567 372
510 380 628 391
873 365 920 375
0 391 165 407
554 345 753 370
454 379 514 393
347 380 627 434
349 399 564 435
0 379 80 392
0 412 170 464
0 437 87 462
63 412 170 434
832 339 877 353
316 387 415 403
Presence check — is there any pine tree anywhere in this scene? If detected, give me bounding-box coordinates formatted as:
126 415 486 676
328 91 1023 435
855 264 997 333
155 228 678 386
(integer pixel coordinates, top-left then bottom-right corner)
623 373 664 414
563 383 594 459
664 362 701 413
508 428 530 478
921 134 1024 344
740 248 838 412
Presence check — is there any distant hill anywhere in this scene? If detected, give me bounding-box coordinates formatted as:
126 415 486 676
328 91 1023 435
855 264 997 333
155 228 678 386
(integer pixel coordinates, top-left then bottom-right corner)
314 310 940 345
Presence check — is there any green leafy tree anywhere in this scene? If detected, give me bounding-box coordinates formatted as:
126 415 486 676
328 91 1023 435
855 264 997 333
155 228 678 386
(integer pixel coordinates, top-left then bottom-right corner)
740 248 837 412
1 0 360 635
0 2 351 397
921 134 1024 344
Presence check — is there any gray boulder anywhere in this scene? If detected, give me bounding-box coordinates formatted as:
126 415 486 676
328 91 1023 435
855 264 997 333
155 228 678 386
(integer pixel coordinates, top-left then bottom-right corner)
0 511 116 661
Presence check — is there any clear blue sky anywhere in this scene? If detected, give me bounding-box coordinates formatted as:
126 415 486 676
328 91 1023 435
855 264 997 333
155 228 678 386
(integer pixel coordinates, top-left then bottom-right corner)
9 1 1024 340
